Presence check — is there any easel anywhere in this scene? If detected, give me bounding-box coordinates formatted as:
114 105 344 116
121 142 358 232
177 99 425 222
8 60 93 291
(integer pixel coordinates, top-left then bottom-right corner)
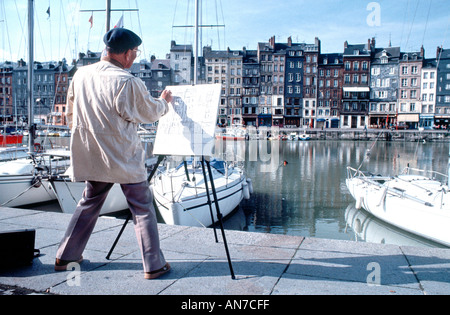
106 154 236 279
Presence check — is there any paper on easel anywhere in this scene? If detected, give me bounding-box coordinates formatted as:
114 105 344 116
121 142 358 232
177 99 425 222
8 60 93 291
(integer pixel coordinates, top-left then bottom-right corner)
153 84 221 157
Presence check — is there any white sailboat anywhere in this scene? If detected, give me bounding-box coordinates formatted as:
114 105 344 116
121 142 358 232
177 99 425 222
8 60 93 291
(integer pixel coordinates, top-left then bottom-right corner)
151 0 252 227
49 174 129 215
346 166 450 247
0 0 69 209
48 150 157 215
152 159 251 227
344 204 446 248
0 152 70 208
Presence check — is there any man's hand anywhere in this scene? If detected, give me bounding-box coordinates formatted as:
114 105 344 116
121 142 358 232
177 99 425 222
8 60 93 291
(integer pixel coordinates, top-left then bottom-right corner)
161 90 173 103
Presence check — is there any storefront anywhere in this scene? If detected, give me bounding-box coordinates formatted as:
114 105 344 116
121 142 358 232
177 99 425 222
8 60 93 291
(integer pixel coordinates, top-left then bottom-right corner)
419 114 434 129
330 117 340 128
242 115 257 127
316 118 327 129
258 114 272 127
434 116 450 129
397 114 419 129
284 117 300 128
369 114 397 128
272 116 284 127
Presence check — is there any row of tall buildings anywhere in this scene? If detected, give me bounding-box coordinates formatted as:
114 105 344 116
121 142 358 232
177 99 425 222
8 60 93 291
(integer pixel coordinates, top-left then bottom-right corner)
1 37 450 129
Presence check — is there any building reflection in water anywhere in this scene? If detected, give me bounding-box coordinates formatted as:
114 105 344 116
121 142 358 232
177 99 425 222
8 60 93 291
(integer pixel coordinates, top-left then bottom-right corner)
216 139 449 248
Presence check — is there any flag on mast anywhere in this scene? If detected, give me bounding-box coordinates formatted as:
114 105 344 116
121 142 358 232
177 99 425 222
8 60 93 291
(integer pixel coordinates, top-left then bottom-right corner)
46 7 50 19
114 15 124 28
89 14 93 29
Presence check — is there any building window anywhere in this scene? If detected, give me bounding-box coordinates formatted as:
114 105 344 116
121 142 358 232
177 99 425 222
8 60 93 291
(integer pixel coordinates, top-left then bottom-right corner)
345 74 350 84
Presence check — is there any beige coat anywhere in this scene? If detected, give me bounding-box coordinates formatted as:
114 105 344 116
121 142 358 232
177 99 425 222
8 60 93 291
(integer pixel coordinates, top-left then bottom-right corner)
66 60 169 184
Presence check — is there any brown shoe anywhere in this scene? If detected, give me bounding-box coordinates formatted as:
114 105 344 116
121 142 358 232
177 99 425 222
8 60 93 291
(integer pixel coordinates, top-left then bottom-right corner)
144 263 171 280
55 256 83 272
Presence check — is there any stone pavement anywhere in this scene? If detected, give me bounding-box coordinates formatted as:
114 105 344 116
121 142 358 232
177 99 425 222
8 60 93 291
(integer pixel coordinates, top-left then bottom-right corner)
0 207 449 296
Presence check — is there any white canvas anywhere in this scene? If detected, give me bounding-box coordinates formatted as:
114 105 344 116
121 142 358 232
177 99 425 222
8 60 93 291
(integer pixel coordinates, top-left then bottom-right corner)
153 84 221 157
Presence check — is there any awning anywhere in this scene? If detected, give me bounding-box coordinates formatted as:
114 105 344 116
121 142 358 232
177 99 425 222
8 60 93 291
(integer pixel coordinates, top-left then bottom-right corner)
316 118 326 122
343 87 370 93
397 114 419 122
369 114 388 117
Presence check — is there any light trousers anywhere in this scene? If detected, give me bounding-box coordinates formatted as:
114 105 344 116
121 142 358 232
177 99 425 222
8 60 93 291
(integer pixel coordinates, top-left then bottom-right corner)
56 180 166 273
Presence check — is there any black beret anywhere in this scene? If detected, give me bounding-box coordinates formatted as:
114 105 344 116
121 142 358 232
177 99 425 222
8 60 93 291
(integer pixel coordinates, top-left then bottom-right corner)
103 28 142 52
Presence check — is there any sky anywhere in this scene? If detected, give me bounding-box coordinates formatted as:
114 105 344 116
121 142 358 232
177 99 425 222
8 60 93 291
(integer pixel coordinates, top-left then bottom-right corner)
1 0 449 64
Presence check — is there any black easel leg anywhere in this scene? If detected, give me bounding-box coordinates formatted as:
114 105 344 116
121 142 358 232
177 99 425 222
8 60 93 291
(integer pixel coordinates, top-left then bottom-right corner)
106 213 132 260
205 158 236 280
201 157 218 242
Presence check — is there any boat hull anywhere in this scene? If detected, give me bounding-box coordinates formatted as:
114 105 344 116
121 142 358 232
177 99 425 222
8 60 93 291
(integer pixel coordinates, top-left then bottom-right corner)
0 135 24 147
153 174 246 227
0 175 56 207
346 175 450 247
299 135 311 141
50 179 129 215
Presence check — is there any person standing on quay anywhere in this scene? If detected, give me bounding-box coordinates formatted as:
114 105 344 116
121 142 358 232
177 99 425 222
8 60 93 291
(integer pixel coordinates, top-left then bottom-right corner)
55 28 173 280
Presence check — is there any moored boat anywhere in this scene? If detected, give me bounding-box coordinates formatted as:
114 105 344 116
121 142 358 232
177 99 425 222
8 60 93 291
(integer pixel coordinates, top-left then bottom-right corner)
152 158 251 227
299 132 311 141
0 151 70 207
346 166 450 247
0 134 24 147
49 172 129 215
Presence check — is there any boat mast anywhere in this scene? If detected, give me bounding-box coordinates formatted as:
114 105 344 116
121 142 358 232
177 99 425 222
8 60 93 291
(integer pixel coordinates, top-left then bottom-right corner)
448 143 450 188
80 2 137 35
27 0 34 153
194 0 199 85
106 0 111 32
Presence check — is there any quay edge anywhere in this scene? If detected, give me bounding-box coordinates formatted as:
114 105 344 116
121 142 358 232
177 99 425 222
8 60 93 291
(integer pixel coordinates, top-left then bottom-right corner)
0 206 449 296
274 128 450 142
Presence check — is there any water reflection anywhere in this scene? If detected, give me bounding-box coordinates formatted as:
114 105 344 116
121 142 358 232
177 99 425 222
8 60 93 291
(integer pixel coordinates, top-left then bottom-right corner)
344 204 446 248
219 140 449 248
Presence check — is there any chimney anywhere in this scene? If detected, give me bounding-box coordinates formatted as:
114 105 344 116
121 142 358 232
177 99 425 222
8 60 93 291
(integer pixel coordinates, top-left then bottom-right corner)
437 46 443 59
344 41 348 49
269 36 275 49
287 36 292 47
420 45 425 58
371 37 376 50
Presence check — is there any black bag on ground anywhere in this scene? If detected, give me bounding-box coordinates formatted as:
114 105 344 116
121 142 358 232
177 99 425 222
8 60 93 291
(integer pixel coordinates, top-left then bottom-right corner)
0 229 40 269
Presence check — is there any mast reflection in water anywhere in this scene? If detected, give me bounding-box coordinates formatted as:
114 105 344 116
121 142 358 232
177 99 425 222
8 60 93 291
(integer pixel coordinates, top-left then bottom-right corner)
218 139 449 248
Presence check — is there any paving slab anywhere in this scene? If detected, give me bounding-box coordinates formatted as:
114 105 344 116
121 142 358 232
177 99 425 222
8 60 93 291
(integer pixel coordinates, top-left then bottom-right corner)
1 207 449 296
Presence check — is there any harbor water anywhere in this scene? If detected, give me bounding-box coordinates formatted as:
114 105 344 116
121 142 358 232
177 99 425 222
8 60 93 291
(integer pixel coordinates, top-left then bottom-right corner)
16 136 450 249
219 139 450 249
